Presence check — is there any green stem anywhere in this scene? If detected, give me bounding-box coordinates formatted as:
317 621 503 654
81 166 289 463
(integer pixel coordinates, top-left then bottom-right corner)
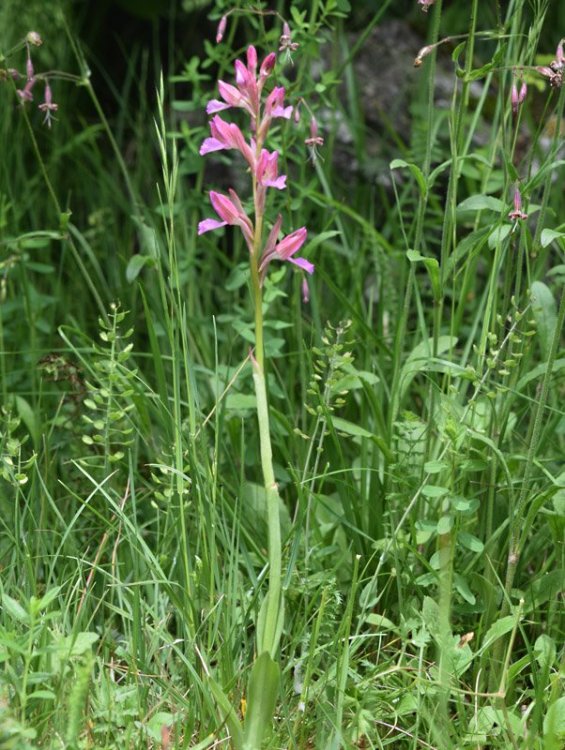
249 115 283 659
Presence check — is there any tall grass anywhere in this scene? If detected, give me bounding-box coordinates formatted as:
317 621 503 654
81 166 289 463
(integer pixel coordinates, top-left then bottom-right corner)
1 0 564 748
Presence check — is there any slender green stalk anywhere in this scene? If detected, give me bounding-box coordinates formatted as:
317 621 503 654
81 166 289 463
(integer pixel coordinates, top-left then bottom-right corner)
250 143 282 660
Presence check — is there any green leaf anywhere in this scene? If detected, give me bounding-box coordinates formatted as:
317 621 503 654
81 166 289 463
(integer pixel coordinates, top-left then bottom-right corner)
458 531 484 553
390 159 427 197
256 593 285 659
225 262 250 291
28 690 56 701
225 394 257 411
208 678 244 750
534 634 556 671
481 616 516 649
365 614 401 634
540 228 565 248
2 593 29 624
530 281 557 360
422 485 449 499
544 696 565 743
399 336 457 404
436 515 453 534
454 573 476 604
488 224 512 249
406 249 441 300
126 254 152 283
331 417 372 439
36 586 62 611
15 395 40 447
243 652 280 750
306 230 341 253
444 226 490 282
424 460 448 474
457 195 505 213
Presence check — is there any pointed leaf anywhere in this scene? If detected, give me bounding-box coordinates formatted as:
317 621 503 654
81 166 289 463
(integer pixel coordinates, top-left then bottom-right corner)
208 677 244 750
243 652 280 749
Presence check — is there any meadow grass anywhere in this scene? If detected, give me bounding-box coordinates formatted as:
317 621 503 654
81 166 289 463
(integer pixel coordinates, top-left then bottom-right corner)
1 0 564 748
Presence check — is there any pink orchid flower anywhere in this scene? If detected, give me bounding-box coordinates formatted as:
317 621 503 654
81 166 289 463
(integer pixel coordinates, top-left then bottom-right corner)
198 190 254 250
256 150 286 190
200 115 255 169
206 46 279 126
259 215 312 280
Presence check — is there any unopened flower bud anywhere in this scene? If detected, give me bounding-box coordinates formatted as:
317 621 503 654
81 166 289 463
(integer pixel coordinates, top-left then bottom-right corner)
26 31 43 46
414 44 434 67
26 54 34 82
302 278 310 303
556 38 564 66
259 52 276 79
247 45 257 72
216 15 227 44
511 79 527 115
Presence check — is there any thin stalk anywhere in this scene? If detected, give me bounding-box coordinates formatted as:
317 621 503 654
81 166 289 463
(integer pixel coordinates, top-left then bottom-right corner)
249 105 282 659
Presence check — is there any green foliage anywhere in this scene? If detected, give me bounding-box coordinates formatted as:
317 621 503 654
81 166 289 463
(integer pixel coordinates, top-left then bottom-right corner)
1 0 564 747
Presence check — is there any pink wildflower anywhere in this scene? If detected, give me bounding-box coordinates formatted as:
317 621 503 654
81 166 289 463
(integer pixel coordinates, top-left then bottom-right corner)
206 45 280 127
198 189 254 249
199 44 314 281
508 187 527 221
259 216 312 279
200 114 255 169
38 81 58 127
258 86 293 139
279 21 299 62
17 78 36 103
256 150 286 190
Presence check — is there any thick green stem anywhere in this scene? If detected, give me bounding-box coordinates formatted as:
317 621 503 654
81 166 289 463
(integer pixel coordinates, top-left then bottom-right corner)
249 118 283 659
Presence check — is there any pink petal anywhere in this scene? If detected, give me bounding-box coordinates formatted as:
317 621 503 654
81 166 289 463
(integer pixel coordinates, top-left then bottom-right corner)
247 45 258 71
235 59 249 87
198 218 227 234
206 99 231 114
263 175 287 189
200 137 226 155
210 191 240 223
275 227 307 259
289 256 314 274
218 80 245 107
262 215 283 261
260 52 276 78
272 104 293 119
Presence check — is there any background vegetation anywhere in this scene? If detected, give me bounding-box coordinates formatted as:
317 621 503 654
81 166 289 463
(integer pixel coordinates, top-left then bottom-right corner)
1 0 564 747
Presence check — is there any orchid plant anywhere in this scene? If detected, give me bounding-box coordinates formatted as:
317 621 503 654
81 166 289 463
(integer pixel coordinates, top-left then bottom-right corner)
198 40 313 749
